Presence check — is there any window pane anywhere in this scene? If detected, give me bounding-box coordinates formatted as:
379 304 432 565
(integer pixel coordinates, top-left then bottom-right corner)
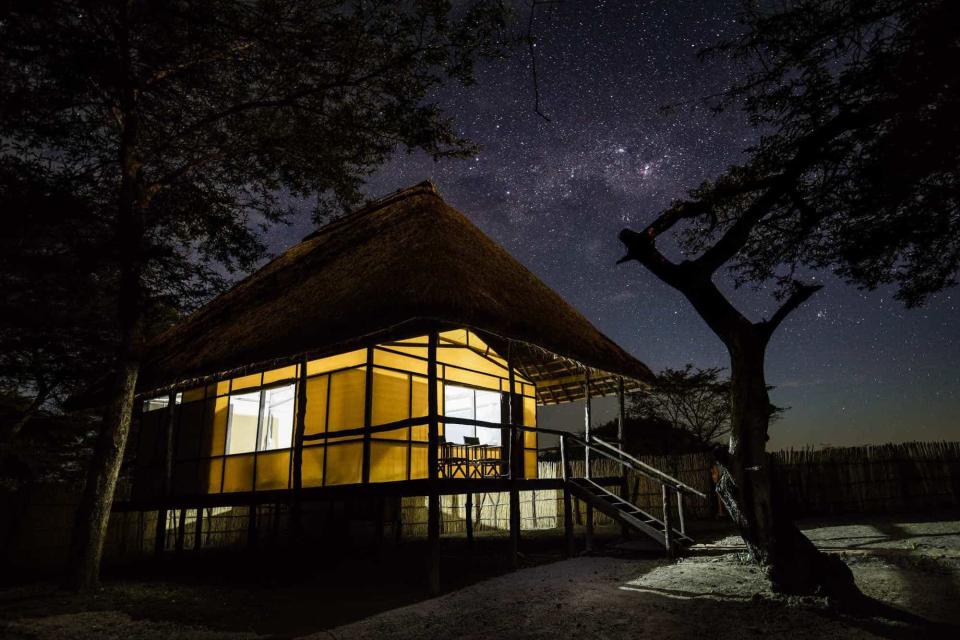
255 449 290 490
443 384 474 444
328 368 365 431
226 391 260 454
475 390 501 424
304 376 328 436
371 369 410 426
259 384 294 451
143 397 169 412
475 389 502 446
444 385 474 419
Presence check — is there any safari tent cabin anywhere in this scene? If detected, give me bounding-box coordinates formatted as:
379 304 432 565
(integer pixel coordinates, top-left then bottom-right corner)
124 183 657 574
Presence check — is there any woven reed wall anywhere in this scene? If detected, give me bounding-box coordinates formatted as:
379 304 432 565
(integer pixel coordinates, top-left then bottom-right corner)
5 442 959 568
772 441 960 517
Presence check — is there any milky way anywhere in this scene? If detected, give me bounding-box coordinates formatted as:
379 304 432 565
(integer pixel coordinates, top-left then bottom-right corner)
274 1 959 448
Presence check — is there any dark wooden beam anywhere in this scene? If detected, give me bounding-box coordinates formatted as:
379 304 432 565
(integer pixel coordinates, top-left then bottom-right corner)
291 355 308 537
427 332 441 596
113 477 577 512
193 507 203 552
175 507 186 555
155 391 177 557
662 484 673 557
362 347 374 484
618 376 629 539
465 492 474 545
584 371 593 552
508 343 520 570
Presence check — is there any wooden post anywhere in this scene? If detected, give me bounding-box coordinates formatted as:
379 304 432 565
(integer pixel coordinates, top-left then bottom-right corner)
562 435 574 558
175 507 186 555
677 491 686 537
617 377 625 450
362 347 374 484
374 496 385 557
465 492 474 545
204 508 212 547
585 502 594 552
271 502 281 545
427 332 441 595
584 369 592 479
155 391 177 556
507 343 520 570
249 389 266 549
137 511 144 555
247 504 258 549
584 372 593 552
393 497 404 544
617 377 629 539
291 355 308 537
193 507 203 552
559 434 568 482
662 484 673 557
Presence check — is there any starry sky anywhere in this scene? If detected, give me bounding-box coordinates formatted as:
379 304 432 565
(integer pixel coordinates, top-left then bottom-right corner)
274 0 959 449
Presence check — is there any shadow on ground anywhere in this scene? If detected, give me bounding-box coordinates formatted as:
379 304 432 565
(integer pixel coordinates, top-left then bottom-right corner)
0 529 619 638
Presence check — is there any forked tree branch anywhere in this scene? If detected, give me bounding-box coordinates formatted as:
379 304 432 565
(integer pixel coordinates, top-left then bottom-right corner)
759 282 823 337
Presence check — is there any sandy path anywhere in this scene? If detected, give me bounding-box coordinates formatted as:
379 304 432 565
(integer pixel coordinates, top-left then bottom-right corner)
315 519 960 640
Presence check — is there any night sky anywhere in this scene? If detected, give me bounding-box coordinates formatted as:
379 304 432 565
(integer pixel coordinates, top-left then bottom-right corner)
275 1 959 449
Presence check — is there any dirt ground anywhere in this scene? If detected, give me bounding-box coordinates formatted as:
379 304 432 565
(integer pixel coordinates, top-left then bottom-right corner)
2 514 959 639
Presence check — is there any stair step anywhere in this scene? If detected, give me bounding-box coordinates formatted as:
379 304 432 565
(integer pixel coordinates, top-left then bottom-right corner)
567 478 695 547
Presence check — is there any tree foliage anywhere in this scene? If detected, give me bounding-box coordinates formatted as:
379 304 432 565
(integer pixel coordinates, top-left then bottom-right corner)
0 159 116 438
0 0 509 587
0 0 508 424
666 0 959 306
618 0 958 598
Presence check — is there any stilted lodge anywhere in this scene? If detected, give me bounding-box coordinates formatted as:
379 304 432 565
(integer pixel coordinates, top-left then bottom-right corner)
122 181 704 591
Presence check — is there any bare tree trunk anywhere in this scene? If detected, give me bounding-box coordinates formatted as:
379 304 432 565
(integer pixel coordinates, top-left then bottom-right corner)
619 225 859 600
68 14 146 587
67 350 140 589
714 329 858 599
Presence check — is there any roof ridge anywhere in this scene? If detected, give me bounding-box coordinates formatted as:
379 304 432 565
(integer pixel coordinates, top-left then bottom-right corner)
301 180 439 242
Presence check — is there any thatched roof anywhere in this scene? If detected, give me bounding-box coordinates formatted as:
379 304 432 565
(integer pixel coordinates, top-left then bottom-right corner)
139 182 653 404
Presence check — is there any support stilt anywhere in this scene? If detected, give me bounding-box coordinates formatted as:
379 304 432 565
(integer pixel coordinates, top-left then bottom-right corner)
427 332 441 595
175 507 186 555
585 503 594 552
155 391 177 557
662 484 674 557
465 492 474 545
563 484 574 557
194 507 203 552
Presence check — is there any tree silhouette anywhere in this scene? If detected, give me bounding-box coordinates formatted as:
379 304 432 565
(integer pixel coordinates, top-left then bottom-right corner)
0 0 507 589
618 0 959 598
629 365 733 446
0 160 116 441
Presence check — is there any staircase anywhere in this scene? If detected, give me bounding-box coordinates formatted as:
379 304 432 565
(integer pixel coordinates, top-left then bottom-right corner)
566 477 694 546
559 434 706 552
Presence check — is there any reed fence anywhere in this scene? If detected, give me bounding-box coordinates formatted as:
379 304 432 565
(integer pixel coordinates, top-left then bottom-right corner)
5 442 959 570
771 441 960 517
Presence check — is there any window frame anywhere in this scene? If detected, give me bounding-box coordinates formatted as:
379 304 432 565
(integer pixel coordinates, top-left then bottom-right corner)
442 382 503 446
224 380 297 456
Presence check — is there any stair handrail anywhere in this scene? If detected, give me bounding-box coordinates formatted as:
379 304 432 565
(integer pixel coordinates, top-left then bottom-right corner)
587 435 706 498
560 431 679 491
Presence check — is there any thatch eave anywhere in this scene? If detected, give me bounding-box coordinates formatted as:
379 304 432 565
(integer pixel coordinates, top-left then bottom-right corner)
137 182 654 405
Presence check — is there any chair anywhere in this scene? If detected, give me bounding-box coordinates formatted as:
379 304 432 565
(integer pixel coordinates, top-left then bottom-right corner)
462 436 482 477
439 438 469 478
